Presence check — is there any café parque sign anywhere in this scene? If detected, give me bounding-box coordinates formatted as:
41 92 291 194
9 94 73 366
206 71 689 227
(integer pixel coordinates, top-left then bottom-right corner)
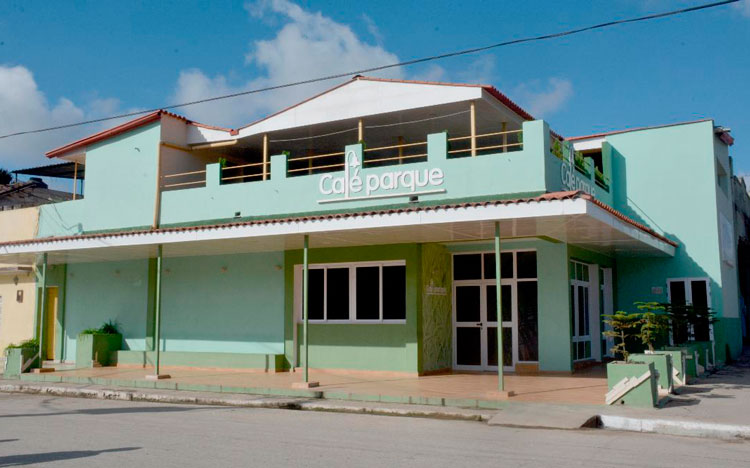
318 145 446 204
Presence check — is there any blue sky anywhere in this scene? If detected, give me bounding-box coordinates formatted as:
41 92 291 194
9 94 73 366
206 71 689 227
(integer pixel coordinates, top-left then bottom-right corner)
1 0 749 180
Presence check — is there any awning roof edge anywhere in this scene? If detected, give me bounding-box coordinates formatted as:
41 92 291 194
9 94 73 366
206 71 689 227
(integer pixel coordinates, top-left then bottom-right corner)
0 192 677 264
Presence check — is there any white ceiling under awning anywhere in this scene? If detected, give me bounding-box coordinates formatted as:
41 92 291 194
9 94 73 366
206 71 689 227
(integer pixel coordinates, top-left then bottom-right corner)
0 197 675 266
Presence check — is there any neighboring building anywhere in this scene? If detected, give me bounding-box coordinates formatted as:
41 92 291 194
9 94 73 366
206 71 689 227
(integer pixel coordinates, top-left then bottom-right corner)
0 207 40 354
0 174 74 358
0 76 742 375
732 175 750 343
0 178 72 211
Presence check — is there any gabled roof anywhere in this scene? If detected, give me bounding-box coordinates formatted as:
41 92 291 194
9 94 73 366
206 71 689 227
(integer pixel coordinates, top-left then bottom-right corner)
235 75 536 133
46 110 232 159
355 76 536 121
568 119 715 142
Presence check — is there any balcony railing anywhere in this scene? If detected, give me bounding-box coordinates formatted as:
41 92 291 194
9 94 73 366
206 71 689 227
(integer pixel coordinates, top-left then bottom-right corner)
160 128 524 191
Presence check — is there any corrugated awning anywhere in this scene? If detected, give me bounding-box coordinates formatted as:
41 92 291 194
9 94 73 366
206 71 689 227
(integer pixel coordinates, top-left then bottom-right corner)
0 191 677 265
13 162 85 180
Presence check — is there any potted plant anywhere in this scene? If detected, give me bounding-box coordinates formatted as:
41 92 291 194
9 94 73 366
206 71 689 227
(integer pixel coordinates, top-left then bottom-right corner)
603 311 658 407
75 320 122 368
3 339 39 378
628 302 674 393
661 303 718 378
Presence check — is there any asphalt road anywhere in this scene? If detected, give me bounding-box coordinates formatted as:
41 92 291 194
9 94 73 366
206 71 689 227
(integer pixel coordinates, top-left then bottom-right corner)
0 393 748 467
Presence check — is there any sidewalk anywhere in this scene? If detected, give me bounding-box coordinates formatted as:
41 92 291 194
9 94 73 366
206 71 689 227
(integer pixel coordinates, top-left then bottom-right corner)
2 348 750 440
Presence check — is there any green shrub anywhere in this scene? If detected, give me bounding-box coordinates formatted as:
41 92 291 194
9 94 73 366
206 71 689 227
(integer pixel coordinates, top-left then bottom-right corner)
5 338 39 352
78 320 121 336
99 320 120 335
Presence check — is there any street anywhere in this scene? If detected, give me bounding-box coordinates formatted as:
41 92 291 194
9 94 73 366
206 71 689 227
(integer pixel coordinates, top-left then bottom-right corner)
0 393 748 467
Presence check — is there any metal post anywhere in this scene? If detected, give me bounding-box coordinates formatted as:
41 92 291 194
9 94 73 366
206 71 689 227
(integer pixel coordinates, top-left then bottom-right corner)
501 122 508 153
72 162 78 200
470 101 477 157
303 234 309 383
262 134 269 181
146 245 170 380
38 253 48 365
494 222 504 392
154 245 162 375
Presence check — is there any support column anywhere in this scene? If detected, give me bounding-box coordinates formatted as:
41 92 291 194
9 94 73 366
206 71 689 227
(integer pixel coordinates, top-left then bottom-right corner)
470 101 477 157
147 245 170 380
262 133 269 181
294 234 319 389
358 118 364 142
72 162 78 200
501 122 508 153
37 253 48 367
494 222 513 397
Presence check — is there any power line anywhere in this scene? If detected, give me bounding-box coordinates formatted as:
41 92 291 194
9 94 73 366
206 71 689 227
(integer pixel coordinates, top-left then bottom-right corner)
0 0 738 141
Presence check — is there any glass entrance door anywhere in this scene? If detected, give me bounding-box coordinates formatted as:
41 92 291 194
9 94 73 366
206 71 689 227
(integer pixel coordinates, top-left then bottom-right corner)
454 283 513 371
570 261 592 361
453 251 538 372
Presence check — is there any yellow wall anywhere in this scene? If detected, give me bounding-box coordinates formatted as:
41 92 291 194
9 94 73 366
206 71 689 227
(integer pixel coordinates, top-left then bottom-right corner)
0 207 40 353
0 206 39 241
0 273 36 351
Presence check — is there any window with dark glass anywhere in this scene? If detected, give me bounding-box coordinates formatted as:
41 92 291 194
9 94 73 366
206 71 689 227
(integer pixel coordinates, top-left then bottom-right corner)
304 262 406 322
454 254 481 280
382 265 406 320
308 269 324 320
326 268 350 320
356 266 380 320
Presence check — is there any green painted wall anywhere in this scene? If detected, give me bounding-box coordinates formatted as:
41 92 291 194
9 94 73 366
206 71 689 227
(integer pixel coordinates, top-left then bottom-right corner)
158 121 551 227
448 238 573 372
159 252 285 354
62 260 150 361
284 244 421 373
606 121 741 362
420 243 453 373
37 122 161 237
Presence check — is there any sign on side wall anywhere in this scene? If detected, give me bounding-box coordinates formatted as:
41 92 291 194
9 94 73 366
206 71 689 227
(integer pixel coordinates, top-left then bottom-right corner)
318 145 446 204
559 140 595 196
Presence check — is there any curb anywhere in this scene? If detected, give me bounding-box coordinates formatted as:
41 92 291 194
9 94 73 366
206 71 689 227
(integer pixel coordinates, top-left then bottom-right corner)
0 383 491 422
598 415 750 440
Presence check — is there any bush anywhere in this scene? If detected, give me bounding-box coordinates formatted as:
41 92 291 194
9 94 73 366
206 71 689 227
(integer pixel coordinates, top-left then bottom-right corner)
79 320 121 336
5 338 39 352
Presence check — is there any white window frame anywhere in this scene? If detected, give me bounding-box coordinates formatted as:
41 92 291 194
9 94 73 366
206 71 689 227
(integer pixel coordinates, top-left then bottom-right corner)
666 277 713 341
570 260 596 362
451 249 539 372
294 260 407 324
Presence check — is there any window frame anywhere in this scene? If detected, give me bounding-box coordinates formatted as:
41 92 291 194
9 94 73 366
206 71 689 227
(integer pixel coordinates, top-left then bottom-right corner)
295 260 407 324
451 249 539 368
666 277 713 341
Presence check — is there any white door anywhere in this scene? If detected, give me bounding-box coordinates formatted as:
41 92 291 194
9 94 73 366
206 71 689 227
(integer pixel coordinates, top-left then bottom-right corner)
452 251 538 372
667 278 712 342
453 282 514 372
571 261 592 361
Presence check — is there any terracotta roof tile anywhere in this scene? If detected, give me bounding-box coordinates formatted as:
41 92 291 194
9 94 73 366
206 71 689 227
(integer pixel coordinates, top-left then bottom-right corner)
0 191 676 249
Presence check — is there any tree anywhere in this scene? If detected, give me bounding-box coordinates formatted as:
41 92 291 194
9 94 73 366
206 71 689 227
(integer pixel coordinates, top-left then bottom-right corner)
634 302 670 352
0 168 12 185
661 302 717 344
602 311 641 361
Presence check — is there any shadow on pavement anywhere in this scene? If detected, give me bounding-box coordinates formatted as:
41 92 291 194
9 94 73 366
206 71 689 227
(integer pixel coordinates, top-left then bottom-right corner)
0 447 140 467
0 404 213 419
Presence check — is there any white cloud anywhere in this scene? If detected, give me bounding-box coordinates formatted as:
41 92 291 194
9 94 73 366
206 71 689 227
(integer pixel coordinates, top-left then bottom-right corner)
513 78 573 117
172 0 403 127
0 64 134 172
733 0 750 18
360 13 384 44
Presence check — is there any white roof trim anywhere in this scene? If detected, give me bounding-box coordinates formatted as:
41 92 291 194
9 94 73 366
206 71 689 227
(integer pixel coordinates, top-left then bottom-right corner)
0 198 675 261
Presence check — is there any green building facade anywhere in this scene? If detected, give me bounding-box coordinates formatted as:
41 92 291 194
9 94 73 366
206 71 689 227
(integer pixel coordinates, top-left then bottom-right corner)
1 76 743 376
